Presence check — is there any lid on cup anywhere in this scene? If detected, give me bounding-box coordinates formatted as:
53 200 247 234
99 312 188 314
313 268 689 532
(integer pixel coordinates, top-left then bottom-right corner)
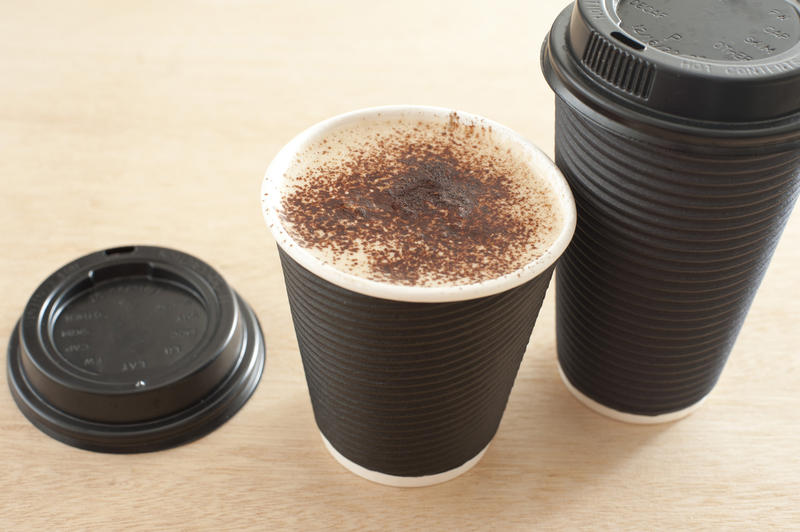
542 0 800 126
6 245 265 453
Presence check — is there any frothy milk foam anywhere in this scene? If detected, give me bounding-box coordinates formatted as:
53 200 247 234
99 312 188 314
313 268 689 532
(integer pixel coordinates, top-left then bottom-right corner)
277 112 564 288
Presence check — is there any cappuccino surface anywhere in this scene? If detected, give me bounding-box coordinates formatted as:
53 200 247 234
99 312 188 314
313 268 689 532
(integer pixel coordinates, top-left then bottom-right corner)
278 113 563 287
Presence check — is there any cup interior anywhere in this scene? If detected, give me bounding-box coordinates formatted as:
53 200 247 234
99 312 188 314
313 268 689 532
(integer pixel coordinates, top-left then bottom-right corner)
262 105 576 302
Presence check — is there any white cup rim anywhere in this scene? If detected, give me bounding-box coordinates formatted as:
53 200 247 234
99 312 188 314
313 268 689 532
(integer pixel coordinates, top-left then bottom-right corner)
261 105 576 303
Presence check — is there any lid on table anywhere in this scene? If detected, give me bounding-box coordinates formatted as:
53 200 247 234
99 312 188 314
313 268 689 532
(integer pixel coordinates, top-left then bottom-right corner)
542 0 800 124
7 245 265 453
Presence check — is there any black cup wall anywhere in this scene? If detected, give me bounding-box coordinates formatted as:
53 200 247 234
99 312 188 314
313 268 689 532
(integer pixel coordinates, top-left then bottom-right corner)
554 99 800 416
279 248 554 477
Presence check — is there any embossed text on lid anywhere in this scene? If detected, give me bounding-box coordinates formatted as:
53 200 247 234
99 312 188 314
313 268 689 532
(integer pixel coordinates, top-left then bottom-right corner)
617 0 800 62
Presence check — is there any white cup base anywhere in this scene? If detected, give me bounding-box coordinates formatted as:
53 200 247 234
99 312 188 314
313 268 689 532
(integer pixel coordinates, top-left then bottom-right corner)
557 362 708 424
321 433 488 487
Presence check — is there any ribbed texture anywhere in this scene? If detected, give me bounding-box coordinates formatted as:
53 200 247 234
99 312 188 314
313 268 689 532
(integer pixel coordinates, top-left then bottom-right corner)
555 99 800 416
582 31 655 99
279 249 553 477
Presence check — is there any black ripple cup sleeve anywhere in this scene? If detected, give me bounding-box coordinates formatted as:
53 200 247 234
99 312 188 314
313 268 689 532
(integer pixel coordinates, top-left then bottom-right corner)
542 0 800 423
261 106 576 486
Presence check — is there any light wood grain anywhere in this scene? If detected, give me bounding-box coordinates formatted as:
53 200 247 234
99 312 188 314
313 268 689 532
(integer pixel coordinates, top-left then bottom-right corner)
1 1 798 530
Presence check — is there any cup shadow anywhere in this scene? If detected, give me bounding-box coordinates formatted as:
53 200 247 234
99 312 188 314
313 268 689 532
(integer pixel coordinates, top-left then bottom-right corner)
426 342 679 520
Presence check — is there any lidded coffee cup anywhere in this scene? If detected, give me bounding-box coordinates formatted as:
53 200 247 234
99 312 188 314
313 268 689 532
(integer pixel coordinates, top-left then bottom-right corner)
541 0 800 422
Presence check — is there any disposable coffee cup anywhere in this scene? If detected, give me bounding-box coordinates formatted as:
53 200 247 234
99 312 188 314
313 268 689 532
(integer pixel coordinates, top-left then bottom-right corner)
262 106 576 486
542 0 800 423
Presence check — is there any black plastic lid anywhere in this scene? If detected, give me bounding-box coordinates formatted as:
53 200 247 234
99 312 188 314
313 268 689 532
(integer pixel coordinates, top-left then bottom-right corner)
6 245 265 453
543 0 800 130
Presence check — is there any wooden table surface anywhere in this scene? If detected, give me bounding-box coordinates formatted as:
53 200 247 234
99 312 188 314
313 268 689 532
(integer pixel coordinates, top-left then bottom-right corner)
2 1 798 530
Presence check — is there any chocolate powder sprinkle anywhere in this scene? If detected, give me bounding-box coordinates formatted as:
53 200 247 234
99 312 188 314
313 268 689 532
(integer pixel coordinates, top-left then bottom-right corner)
280 116 557 286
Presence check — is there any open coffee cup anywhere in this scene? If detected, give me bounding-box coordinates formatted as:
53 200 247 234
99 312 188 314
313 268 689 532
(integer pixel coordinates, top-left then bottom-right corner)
262 105 576 486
